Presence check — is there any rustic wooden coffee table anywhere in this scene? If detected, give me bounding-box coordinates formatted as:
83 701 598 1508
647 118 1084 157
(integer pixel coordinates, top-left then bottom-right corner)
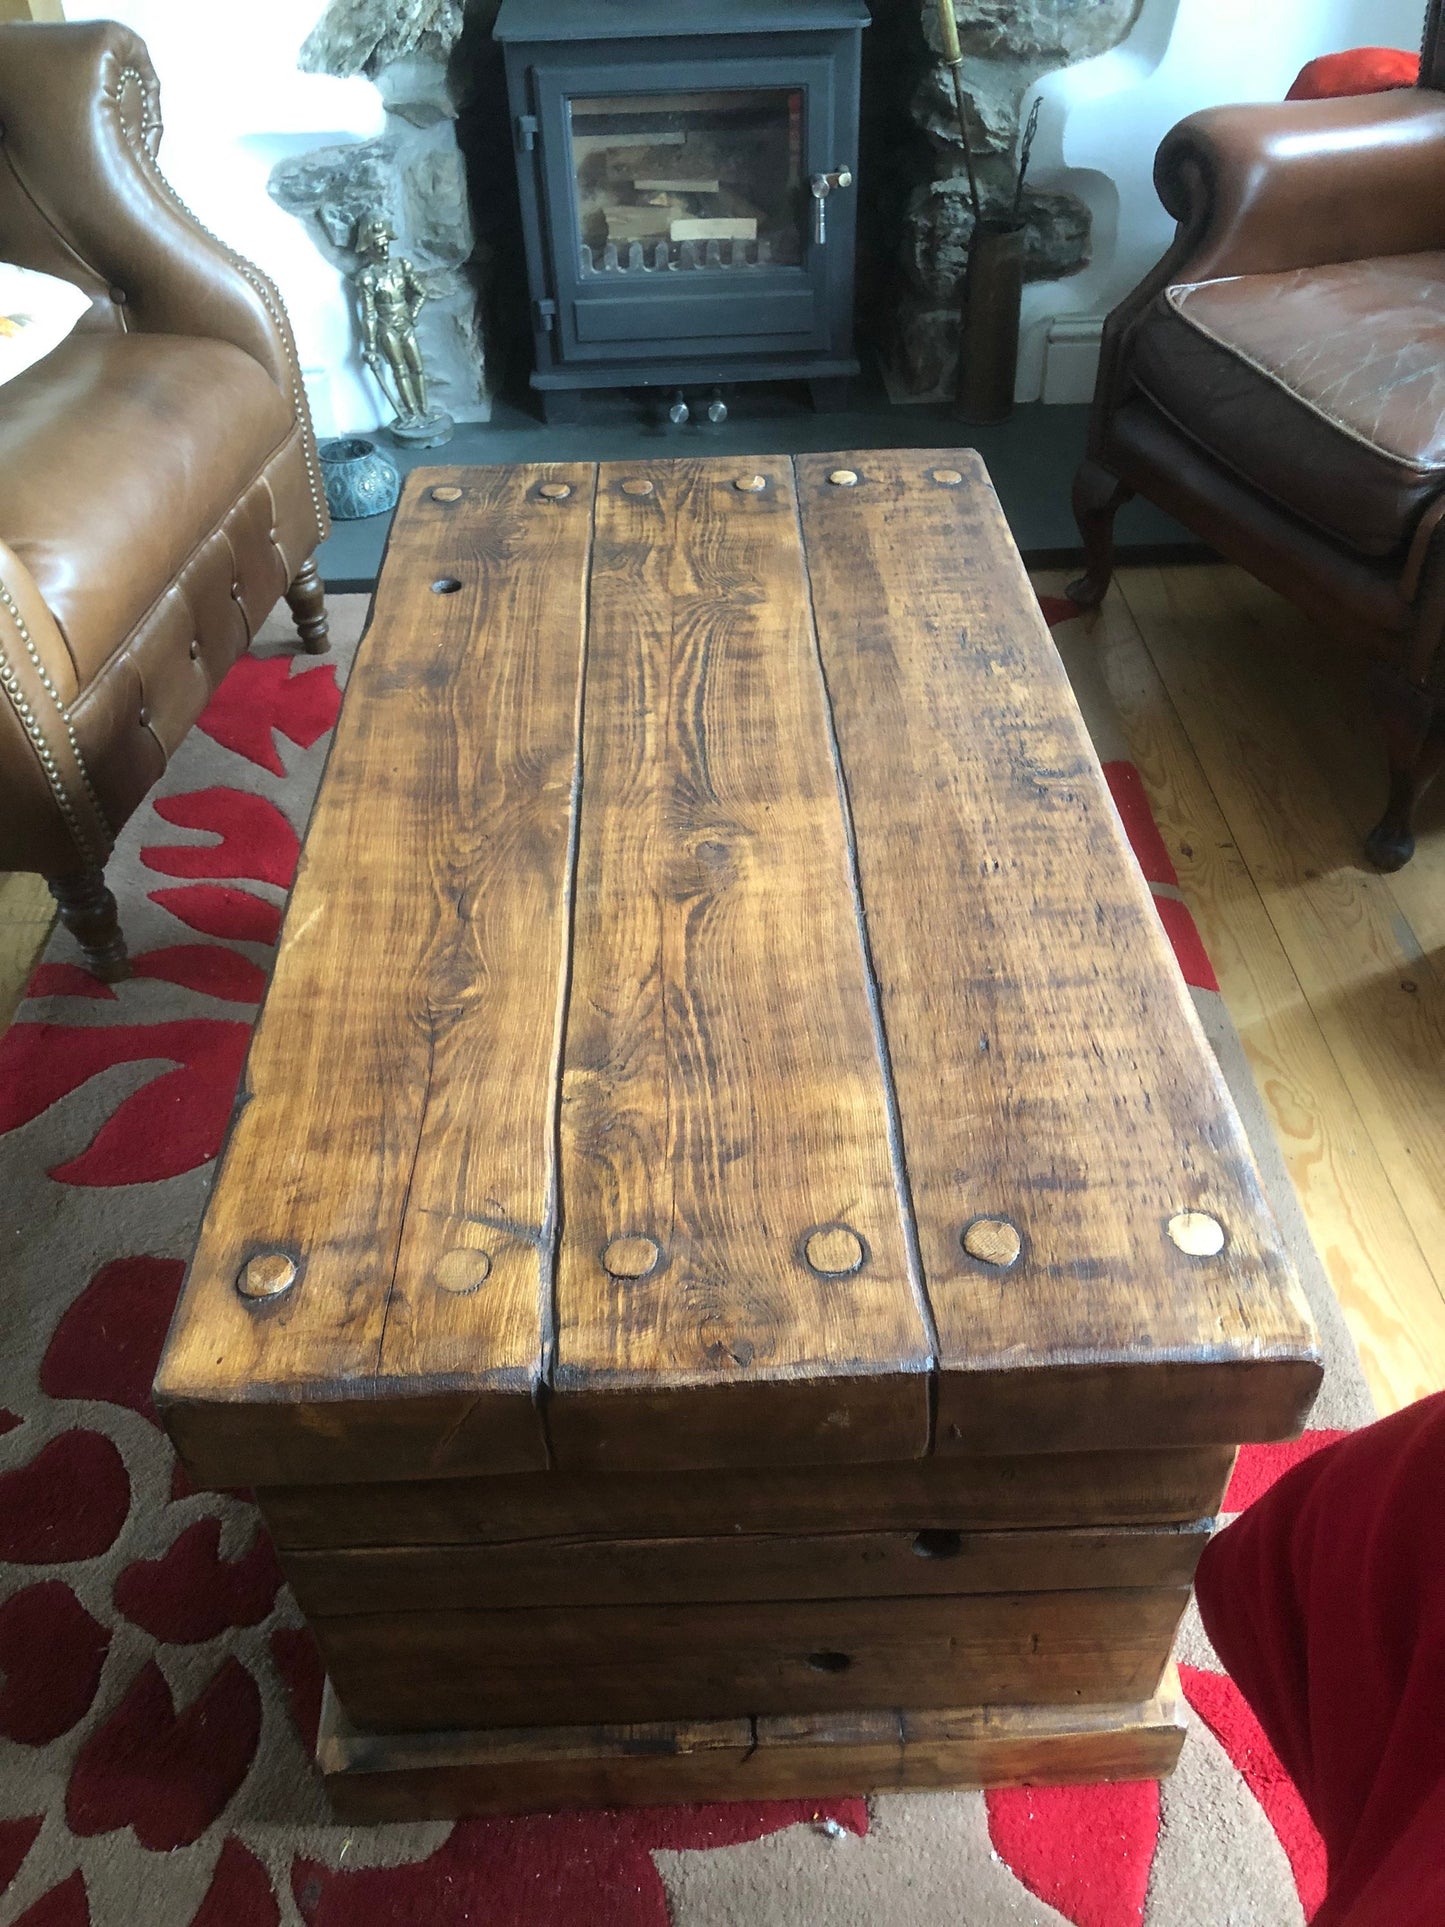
157 452 1320 1820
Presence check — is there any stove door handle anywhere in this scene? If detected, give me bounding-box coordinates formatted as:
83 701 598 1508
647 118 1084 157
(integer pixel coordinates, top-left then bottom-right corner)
810 168 854 246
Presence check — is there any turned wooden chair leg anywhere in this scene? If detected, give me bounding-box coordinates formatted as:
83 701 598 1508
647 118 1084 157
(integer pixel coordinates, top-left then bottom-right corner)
285 558 330 655
47 866 131 982
1365 693 1445 873
1067 459 1134 610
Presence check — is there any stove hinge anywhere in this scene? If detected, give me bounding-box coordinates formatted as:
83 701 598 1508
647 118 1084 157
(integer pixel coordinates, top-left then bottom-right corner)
533 297 557 332
516 113 539 152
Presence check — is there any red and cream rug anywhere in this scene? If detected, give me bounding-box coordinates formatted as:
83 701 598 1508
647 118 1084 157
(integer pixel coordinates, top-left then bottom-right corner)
0 590 1373 1926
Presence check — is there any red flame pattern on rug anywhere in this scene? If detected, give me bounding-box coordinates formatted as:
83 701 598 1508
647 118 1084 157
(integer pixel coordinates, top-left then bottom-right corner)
0 632 1338 1923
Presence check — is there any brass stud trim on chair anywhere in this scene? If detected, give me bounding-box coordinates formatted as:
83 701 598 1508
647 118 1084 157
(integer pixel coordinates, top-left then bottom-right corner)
621 479 654 497
430 485 463 503
930 468 964 486
538 482 572 501
828 469 860 487
734 475 767 493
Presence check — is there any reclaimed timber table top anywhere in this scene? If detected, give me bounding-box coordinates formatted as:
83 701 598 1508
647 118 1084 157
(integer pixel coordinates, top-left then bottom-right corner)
156 452 1321 1489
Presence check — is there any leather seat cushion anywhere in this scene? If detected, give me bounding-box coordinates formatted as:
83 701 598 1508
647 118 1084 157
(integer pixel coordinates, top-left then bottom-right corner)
1129 254 1445 558
0 332 291 683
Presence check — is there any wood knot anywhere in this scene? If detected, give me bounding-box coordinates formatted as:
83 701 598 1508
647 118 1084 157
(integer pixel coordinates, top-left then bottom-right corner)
435 1246 493 1294
827 469 859 487
733 475 767 493
236 1251 297 1301
803 1225 866 1276
620 478 654 496
1167 1211 1225 1257
602 1234 663 1280
537 481 572 500
430 485 463 503
930 468 964 486
961 1217 1022 1269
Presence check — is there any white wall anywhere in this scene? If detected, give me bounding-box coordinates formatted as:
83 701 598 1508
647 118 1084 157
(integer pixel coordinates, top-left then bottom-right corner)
1022 0 1427 399
64 0 385 436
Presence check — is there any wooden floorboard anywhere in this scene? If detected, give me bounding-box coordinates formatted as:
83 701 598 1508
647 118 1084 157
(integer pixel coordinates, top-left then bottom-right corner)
1111 565 1445 1413
0 872 52 1034
1045 574 1445 1416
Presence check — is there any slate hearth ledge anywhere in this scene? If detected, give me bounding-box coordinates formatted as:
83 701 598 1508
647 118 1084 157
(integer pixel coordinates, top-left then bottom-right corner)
314 400 1198 591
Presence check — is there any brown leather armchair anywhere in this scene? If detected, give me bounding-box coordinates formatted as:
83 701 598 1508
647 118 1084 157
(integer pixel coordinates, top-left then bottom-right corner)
0 20 330 977
1070 27 1445 870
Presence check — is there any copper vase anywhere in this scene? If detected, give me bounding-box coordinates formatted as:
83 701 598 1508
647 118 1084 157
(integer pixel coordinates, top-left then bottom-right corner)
956 217 1025 425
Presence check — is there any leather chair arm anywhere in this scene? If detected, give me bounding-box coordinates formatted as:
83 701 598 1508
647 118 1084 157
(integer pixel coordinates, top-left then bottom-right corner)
0 542 112 874
0 21 305 412
1156 90 1445 283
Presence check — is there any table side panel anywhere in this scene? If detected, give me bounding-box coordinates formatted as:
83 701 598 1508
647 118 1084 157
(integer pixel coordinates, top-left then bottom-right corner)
313 1588 1190 1731
796 449 1322 1453
157 466 597 1485
280 1520 1212 1615
256 1445 1238 1548
549 456 931 1471
317 1675 1188 1820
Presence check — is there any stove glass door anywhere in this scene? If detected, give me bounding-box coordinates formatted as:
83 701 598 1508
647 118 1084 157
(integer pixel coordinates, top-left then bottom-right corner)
530 52 845 367
569 88 805 277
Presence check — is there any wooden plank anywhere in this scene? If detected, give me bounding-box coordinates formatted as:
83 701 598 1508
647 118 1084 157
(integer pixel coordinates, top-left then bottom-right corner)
281 1520 1211 1615
314 1587 1188 1731
318 1668 1188 1820
1119 564 1445 1335
797 451 1321 1454
549 456 930 1472
257 1445 1236 1549
1067 570 1445 1414
156 467 595 1488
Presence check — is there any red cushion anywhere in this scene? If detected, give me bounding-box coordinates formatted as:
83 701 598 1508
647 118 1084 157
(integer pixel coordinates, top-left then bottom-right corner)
1287 47 1419 100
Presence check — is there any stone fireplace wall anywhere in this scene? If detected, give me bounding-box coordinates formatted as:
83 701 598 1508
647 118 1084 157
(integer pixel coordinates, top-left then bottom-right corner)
269 0 495 425
71 0 1423 432
863 0 1142 398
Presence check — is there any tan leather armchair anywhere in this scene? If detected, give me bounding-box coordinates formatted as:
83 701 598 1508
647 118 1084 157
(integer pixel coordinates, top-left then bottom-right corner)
1071 28 1445 870
0 20 330 976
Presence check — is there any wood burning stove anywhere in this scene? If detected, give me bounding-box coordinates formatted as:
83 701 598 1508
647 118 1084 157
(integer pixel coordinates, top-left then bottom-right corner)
494 0 868 421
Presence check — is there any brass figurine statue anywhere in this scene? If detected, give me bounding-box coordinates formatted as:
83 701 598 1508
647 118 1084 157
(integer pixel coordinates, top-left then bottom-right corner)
353 214 453 447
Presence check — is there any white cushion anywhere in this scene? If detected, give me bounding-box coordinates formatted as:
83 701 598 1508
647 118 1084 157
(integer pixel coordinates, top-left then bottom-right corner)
0 263 91 387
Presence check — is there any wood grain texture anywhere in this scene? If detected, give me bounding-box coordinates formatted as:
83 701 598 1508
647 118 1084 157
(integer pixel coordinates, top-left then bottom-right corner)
796 450 1322 1455
157 467 594 1487
281 1520 1210 1616
549 457 930 1472
1064 571 1445 1415
317 1669 1188 1820
258 1445 1237 1549
313 1587 1188 1731
1114 565 1445 1398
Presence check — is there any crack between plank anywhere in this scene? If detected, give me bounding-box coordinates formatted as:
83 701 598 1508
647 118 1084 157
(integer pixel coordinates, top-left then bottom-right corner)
375 1015 437 1374
789 457 941 1446
536 468 599 1469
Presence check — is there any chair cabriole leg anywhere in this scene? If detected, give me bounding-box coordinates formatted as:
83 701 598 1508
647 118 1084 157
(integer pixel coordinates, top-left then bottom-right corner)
285 558 330 655
1068 460 1133 610
1364 686 1445 873
47 867 130 982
